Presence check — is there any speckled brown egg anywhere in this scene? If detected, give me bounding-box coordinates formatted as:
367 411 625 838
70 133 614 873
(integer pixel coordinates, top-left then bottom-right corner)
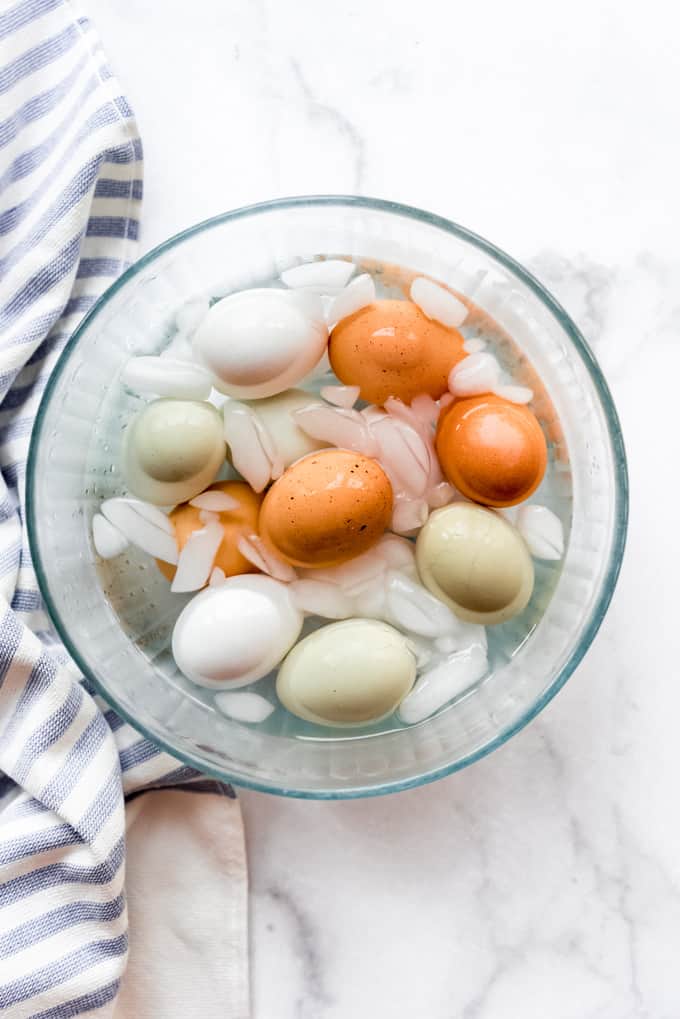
157 481 262 583
435 394 547 507
328 299 466 405
259 450 393 568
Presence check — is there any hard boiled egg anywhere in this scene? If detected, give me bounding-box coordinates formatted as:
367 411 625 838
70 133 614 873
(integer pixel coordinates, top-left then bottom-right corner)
435 394 547 507
243 388 328 468
416 503 534 624
193 289 328 399
157 481 262 585
329 299 466 405
172 574 303 689
124 399 225 506
259 449 393 568
276 619 416 726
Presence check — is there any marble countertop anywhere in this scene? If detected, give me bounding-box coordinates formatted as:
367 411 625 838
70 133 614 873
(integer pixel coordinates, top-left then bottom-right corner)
90 1 670 1015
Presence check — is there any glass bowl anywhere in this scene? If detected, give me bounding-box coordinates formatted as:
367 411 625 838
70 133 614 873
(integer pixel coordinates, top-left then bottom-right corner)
27 197 628 798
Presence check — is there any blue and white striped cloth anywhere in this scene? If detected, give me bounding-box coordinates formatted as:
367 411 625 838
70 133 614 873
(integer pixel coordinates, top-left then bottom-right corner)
0 3 234 1015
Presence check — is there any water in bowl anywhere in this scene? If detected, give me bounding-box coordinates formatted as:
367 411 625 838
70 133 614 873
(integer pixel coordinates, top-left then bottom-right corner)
91 257 572 743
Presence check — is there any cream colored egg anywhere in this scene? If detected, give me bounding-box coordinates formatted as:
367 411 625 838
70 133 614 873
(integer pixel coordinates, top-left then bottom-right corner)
244 389 327 468
124 399 225 505
415 503 534 625
276 619 416 727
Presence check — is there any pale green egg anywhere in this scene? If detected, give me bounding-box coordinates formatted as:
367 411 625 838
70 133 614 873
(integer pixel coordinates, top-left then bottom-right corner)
124 398 225 505
277 619 416 727
416 502 534 625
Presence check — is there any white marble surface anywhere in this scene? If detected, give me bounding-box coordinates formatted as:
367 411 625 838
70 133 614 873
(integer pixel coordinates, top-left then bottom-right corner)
90 1 673 1015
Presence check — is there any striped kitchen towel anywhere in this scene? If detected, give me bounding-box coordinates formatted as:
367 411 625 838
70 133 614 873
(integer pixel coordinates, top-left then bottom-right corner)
0 2 247 1016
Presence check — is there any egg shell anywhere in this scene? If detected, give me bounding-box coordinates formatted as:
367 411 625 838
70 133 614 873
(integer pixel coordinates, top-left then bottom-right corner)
172 574 303 689
416 502 534 624
192 288 328 399
436 394 547 507
276 619 416 726
328 299 466 405
124 399 225 506
243 389 328 468
259 450 393 568
157 481 262 584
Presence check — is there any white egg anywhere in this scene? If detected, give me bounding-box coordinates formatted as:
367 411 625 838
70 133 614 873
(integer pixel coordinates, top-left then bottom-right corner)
172 575 303 689
276 619 416 727
192 288 328 399
244 388 328 467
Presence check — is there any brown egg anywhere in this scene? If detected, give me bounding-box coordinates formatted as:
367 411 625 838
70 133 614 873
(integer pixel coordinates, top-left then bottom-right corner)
436 395 547 507
157 481 262 583
329 299 466 405
259 450 393 568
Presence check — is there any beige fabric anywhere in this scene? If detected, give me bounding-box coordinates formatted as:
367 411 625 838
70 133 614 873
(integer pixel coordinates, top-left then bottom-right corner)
113 788 249 1019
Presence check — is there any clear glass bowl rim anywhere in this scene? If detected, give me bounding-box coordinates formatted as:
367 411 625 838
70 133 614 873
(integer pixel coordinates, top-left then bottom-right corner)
26 195 629 798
